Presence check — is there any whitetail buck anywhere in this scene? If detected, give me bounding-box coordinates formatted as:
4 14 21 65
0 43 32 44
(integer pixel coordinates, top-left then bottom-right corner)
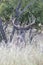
10 0 36 42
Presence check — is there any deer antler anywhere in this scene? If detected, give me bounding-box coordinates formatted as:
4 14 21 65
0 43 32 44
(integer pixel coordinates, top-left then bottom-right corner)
13 20 35 30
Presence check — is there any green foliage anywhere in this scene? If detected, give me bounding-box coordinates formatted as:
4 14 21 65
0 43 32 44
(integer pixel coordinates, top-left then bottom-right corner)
31 0 43 24
0 0 14 21
0 0 43 25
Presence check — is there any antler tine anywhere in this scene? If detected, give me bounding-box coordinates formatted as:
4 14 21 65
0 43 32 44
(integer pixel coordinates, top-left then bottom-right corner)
13 20 35 30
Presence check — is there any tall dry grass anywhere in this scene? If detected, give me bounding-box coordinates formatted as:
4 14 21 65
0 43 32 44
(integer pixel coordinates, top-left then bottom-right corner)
0 39 43 65
0 25 43 65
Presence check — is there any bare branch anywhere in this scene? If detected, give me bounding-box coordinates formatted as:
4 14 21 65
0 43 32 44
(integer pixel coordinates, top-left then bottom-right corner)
3 22 9 31
0 18 7 43
20 0 36 15
16 0 22 10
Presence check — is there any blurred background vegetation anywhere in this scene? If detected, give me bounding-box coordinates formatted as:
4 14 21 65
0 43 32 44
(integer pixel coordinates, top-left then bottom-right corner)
0 0 43 24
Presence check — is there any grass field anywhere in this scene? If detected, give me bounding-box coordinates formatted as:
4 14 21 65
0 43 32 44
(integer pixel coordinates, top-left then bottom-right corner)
0 42 43 65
